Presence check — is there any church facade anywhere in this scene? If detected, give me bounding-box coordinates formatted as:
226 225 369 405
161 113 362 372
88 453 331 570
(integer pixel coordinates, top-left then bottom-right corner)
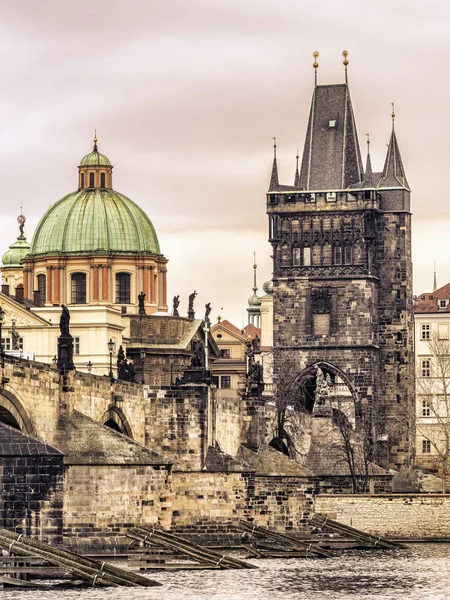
267 63 414 468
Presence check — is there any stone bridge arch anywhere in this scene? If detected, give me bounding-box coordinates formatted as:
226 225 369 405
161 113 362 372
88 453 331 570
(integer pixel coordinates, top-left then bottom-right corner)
101 406 133 438
0 389 35 435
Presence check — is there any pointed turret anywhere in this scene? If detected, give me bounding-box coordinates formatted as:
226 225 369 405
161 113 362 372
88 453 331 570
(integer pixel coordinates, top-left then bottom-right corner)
379 106 409 189
363 133 374 188
294 151 300 186
268 138 279 191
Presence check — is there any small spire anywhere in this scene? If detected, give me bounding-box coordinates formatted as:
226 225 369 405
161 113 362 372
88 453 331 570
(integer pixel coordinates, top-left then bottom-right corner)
294 149 300 186
312 51 319 86
391 103 396 130
363 133 373 187
93 129 98 152
433 261 437 292
380 107 409 189
342 50 349 84
269 137 279 190
253 251 258 293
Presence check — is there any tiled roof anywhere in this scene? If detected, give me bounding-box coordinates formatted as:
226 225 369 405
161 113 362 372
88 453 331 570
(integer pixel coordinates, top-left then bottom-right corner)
414 282 450 313
216 320 244 337
0 422 63 456
242 323 261 339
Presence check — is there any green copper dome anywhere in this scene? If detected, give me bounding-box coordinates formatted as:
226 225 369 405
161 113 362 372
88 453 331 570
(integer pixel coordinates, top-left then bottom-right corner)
79 150 112 166
29 189 161 256
2 238 31 267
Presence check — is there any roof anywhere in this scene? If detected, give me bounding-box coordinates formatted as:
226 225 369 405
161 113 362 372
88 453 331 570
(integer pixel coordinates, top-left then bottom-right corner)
414 282 450 313
2 237 31 268
215 319 244 337
298 84 363 191
0 422 63 456
242 323 261 339
79 150 112 166
378 127 409 190
53 410 167 465
28 188 161 257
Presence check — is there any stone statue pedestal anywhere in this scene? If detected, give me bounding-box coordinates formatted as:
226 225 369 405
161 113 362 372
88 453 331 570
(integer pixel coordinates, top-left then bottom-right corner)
248 382 264 397
57 334 74 372
182 368 211 385
187 310 195 320
312 403 333 417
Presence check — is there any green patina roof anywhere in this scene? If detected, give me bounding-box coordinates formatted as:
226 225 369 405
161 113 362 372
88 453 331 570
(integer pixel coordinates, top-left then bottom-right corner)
29 189 161 256
2 238 31 267
79 150 112 166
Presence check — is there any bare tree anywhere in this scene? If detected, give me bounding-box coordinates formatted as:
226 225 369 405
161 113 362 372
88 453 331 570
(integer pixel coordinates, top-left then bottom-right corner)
416 331 450 493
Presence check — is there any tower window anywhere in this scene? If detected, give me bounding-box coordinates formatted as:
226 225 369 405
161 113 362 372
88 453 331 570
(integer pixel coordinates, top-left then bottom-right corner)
344 246 352 265
334 246 342 265
80 173 85 189
293 247 301 266
303 247 311 266
116 273 131 304
100 172 106 188
71 273 87 304
37 274 46 304
89 172 95 187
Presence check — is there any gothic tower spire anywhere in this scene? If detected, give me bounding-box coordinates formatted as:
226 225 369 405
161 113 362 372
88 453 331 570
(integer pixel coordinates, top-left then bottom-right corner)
268 137 279 191
379 104 409 189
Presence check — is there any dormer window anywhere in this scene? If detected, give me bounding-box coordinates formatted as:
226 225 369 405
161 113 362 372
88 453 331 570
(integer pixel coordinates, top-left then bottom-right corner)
439 299 448 310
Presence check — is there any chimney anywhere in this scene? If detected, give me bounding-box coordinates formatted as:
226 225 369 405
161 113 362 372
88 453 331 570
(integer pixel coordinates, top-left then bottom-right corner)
15 285 24 303
33 290 41 306
1 284 9 296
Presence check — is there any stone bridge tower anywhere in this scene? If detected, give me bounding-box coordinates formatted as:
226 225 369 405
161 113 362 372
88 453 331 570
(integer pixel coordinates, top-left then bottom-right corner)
267 56 414 468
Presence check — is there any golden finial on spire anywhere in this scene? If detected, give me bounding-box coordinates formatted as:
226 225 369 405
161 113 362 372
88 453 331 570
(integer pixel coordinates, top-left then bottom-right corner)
272 136 277 158
93 129 98 151
342 50 349 83
366 132 370 152
312 51 319 85
391 102 395 119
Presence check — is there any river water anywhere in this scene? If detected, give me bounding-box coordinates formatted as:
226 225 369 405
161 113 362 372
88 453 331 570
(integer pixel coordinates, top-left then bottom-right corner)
3 544 450 600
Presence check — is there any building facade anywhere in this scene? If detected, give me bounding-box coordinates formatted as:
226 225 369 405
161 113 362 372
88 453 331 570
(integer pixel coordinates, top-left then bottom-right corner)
414 283 450 477
267 63 414 468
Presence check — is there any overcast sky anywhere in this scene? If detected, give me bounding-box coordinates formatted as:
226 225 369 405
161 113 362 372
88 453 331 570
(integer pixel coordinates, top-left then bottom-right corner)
0 0 447 326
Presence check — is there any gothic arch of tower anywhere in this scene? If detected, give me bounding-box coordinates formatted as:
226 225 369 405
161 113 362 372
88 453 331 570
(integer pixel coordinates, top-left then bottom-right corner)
0 389 35 435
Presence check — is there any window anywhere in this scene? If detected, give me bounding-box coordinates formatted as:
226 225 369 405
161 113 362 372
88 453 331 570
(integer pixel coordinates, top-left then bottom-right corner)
80 173 85 189
422 400 431 417
421 324 430 340
74 337 80 355
293 247 301 266
37 274 46 304
334 246 342 265
439 323 449 340
71 273 87 304
422 439 431 454
1 338 23 352
115 273 131 304
439 299 448 310
100 172 106 188
344 246 352 265
303 247 311 266
364 190 371 200
89 172 95 187
220 349 231 358
221 376 231 389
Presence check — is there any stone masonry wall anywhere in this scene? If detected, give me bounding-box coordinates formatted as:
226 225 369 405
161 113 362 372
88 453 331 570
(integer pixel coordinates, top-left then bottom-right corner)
315 494 450 539
0 455 64 545
213 396 242 457
63 464 171 542
171 471 312 533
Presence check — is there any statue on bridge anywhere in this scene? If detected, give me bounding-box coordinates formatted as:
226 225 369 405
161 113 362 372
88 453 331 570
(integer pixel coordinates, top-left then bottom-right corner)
188 291 197 319
57 305 74 372
138 292 146 315
173 295 180 317
10 320 20 351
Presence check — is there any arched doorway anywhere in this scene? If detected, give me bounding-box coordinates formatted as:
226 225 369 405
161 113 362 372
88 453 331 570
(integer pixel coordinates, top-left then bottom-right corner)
0 391 35 434
101 406 133 438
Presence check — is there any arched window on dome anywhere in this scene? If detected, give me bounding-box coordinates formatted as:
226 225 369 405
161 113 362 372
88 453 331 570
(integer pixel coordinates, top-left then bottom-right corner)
116 273 131 304
71 273 87 304
37 274 46 305
89 172 95 188
80 173 85 189
100 172 106 188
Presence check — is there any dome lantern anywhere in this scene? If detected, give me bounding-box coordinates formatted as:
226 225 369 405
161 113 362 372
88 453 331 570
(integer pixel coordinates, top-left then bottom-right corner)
78 132 113 190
